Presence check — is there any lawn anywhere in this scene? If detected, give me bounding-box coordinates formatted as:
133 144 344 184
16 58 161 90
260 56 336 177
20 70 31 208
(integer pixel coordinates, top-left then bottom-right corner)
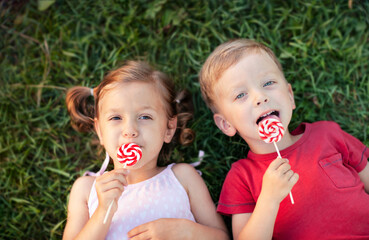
1 0 368 239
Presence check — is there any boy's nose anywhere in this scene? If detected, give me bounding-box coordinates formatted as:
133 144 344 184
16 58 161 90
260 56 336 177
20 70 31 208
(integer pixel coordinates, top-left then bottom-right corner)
257 98 268 106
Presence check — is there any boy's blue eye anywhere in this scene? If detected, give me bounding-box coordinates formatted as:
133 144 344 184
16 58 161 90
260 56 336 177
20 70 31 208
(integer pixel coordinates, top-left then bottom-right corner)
139 115 152 120
263 81 274 87
236 93 246 100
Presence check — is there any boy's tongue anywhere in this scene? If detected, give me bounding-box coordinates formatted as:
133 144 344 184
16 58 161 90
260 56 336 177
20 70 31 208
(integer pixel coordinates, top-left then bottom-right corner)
256 111 280 125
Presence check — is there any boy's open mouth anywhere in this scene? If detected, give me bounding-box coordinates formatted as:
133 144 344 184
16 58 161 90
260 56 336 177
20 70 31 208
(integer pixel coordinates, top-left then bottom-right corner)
256 111 279 125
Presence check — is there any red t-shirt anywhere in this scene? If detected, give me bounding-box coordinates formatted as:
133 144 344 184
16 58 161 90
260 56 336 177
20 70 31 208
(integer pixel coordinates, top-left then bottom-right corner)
218 121 369 239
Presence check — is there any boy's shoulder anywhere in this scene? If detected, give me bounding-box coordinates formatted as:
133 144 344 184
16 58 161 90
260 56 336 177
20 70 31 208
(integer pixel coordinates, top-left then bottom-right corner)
307 121 343 136
311 120 340 128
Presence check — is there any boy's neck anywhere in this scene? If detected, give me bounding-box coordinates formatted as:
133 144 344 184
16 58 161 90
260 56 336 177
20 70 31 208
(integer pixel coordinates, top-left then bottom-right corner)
248 130 302 155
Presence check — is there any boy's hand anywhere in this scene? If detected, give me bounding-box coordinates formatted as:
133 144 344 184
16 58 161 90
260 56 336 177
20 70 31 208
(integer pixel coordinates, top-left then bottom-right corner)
95 169 129 213
261 158 299 204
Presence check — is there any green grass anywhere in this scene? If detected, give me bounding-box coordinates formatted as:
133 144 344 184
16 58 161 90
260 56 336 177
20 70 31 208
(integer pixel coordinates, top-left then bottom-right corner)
1 0 368 238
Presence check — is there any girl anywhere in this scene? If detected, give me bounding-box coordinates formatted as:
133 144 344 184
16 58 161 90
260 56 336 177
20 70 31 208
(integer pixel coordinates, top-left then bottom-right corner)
63 61 229 240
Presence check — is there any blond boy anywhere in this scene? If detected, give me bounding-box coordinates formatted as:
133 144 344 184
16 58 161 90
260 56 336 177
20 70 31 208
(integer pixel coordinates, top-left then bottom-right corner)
199 39 369 239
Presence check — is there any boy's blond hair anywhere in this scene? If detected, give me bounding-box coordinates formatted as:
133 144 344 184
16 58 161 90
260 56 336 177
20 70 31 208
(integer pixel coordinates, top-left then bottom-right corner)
199 39 284 113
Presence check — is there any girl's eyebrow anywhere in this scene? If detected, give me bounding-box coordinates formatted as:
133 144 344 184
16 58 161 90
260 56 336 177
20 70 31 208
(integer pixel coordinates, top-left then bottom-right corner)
102 108 121 115
102 106 157 115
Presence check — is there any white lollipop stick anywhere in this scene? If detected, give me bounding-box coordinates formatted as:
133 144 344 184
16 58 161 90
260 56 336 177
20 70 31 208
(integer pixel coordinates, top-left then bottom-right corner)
103 201 114 224
259 119 295 205
103 143 142 224
103 162 126 225
272 141 294 205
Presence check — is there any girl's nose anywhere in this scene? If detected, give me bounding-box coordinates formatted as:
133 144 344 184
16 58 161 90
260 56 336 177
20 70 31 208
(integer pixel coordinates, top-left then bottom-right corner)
123 121 138 138
124 131 137 137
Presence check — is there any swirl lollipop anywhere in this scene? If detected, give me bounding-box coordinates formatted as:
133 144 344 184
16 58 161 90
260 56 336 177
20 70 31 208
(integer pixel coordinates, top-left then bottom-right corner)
258 118 285 144
258 118 294 204
117 143 142 166
103 143 142 224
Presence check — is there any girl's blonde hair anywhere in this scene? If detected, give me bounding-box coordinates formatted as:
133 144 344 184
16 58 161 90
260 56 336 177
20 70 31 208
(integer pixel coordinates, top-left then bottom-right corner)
199 39 283 113
66 61 194 165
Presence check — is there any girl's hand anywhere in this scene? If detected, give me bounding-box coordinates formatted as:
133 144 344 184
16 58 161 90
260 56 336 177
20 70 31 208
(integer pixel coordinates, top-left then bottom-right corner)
127 218 191 240
94 168 129 214
260 158 299 204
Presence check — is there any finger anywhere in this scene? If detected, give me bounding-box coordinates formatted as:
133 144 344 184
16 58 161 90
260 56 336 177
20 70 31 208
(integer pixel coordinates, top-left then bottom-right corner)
98 171 128 187
113 168 130 176
96 177 126 192
277 162 291 175
267 158 287 171
289 173 299 185
283 169 295 181
127 224 148 239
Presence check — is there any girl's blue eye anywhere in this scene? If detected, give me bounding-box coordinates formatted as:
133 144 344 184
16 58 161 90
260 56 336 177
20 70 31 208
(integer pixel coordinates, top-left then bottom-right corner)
236 93 246 100
263 81 274 87
110 116 121 120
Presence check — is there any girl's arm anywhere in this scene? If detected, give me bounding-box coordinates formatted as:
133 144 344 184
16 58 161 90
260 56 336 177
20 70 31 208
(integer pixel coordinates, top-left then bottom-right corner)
127 163 229 240
175 163 229 240
233 158 299 240
63 169 128 240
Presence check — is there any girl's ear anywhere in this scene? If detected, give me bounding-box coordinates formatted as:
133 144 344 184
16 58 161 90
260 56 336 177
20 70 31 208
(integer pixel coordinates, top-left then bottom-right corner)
164 116 178 143
94 118 104 146
214 113 237 137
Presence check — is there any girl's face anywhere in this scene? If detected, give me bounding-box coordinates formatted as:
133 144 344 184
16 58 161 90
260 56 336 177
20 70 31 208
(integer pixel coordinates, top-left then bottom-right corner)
94 81 177 170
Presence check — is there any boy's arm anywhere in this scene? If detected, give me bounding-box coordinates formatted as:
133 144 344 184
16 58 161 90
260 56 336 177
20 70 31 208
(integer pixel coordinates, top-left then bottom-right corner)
128 163 230 240
358 162 369 193
232 196 279 240
232 158 299 240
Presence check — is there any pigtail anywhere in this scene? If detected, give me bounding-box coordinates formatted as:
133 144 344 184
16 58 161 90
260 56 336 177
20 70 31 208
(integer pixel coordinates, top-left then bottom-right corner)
174 89 195 145
66 86 95 132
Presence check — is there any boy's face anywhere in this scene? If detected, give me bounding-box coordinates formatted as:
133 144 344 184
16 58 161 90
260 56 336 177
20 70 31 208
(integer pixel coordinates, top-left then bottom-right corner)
212 51 295 149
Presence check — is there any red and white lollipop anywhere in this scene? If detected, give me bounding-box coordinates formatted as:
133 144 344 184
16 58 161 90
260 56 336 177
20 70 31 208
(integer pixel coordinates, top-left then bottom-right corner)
117 143 142 167
258 118 285 144
103 143 142 224
258 118 294 204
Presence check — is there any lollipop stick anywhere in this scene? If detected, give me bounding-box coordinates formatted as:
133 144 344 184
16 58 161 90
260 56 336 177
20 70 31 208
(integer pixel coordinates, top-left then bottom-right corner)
273 141 282 158
272 141 295 205
103 201 114 224
103 162 127 224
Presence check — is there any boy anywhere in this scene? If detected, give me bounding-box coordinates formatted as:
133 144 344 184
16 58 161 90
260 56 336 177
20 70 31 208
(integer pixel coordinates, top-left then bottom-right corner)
199 39 369 239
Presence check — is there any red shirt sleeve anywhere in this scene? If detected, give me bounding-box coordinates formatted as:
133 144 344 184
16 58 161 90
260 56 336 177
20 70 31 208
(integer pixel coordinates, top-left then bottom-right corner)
217 161 256 215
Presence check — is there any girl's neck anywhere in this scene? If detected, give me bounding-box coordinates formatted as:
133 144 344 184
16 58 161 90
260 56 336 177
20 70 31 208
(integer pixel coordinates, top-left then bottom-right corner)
113 160 165 184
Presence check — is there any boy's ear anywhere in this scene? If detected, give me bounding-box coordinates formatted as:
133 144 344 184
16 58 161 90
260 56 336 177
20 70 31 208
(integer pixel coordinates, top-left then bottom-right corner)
94 118 104 146
164 116 177 143
214 113 237 137
287 83 296 110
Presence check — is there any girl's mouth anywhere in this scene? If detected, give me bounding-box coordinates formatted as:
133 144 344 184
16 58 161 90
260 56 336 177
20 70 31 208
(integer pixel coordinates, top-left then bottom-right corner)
256 111 279 125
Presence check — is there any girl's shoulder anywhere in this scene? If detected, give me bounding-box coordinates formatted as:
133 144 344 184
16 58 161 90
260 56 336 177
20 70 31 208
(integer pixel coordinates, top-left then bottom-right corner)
69 175 96 202
171 163 203 193
171 163 198 177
